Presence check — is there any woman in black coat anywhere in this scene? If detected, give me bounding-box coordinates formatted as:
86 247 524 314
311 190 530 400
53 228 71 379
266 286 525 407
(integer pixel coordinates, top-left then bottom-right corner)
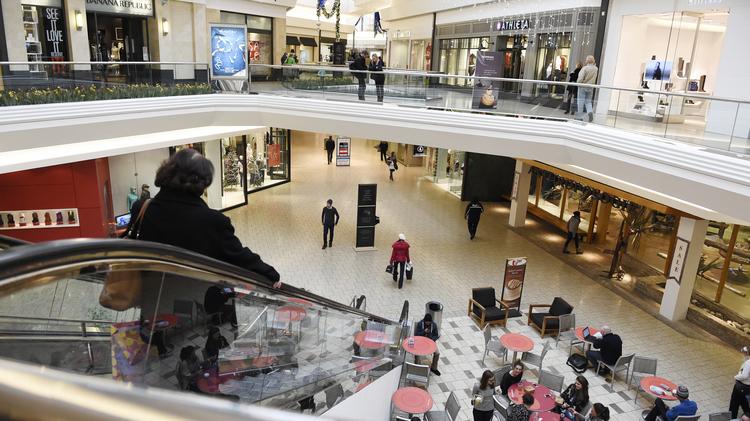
137 148 282 288
565 62 582 115
368 54 385 102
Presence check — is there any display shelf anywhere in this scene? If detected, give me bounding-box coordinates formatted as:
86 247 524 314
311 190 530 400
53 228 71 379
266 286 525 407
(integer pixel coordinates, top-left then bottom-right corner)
22 6 45 74
0 208 80 230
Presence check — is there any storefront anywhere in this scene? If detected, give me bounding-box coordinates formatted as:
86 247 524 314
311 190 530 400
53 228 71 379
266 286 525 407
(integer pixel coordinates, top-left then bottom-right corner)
422 147 465 198
245 127 290 193
21 0 68 74
220 12 274 79
85 0 152 66
388 33 431 71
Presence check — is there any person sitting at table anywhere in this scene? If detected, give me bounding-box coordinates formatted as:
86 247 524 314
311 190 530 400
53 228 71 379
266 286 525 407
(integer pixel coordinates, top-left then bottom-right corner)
500 360 525 396
472 370 497 421
415 313 441 376
204 285 238 327
139 317 172 358
205 326 230 360
585 325 622 377
176 346 201 392
555 375 589 413
643 385 697 421
507 393 534 421
570 402 610 421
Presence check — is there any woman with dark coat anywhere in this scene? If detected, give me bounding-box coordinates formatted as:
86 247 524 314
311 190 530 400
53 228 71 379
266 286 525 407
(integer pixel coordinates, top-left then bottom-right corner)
138 148 282 288
368 54 385 102
556 375 590 413
565 62 582 115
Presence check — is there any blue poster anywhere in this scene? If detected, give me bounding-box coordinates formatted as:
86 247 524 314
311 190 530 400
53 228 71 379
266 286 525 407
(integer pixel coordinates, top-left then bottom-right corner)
210 25 247 79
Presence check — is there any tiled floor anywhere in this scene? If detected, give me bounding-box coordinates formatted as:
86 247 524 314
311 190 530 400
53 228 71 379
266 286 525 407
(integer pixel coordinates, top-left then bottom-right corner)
225 132 741 420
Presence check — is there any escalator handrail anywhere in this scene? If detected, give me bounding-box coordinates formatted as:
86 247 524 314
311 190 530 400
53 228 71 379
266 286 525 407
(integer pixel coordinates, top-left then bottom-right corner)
0 238 396 324
0 235 28 248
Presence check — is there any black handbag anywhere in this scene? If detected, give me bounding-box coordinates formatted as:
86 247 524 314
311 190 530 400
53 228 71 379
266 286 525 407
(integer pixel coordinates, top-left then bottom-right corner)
385 264 393 274
405 263 413 280
566 353 588 373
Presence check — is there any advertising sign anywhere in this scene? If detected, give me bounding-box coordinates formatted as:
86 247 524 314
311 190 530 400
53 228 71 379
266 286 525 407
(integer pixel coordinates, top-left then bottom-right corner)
210 24 247 79
413 145 427 157
42 7 66 61
472 52 503 110
267 144 281 167
668 238 690 284
336 136 351 166
501 257 527 311
86 0 153 17
355 184 378 250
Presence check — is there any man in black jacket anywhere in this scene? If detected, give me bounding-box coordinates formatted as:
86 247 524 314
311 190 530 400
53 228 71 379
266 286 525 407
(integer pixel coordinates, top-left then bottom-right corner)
585 325 622 377
321 199 340 249
464 197 484 240
349 51 367 100
378 141 388 161
325 136 336 165
368 54 385 102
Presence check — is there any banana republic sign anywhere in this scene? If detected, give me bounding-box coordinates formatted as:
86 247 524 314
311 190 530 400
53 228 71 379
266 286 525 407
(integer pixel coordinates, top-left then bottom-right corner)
86 0 153 17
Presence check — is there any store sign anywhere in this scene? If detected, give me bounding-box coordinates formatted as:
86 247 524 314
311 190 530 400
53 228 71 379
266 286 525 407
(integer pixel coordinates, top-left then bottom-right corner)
496 19 530 32
413 145 426 157
336 136 351 166
511 171 520 200
668 237 690 284
85 0 153 17
501 257 527 310
210 24 247 79
42 7 66 60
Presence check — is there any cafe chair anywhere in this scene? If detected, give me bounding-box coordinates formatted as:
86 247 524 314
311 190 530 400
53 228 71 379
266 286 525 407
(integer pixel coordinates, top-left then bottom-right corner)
521 341 551 374
708 412 731 421
468 287 511 329
580 401 593 419
324 384 344 409
425 391 460 421
673 416 701 421
483 325 508 364
493 395 509 419
403 361 431 388
555 313 578 348
527 296 574 337
597 353 634 390
538 369 565 393
629 356 658 404
395 417 411 421
492 364 512 387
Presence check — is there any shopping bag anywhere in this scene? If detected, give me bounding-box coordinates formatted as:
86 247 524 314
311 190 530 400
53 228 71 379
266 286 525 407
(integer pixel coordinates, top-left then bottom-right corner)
385 264 393 274
405 262 413 280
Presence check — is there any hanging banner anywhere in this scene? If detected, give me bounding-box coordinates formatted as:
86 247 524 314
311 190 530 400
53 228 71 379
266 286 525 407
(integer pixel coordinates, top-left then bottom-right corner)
42 7 67 61
471 51 503 110
668 237 690 284
501 257 527 311
210 24 248 79
267 143 281 167
336 136 351 166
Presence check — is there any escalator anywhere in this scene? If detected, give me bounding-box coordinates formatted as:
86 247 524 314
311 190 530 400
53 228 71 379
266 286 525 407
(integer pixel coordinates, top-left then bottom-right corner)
0 238 410 416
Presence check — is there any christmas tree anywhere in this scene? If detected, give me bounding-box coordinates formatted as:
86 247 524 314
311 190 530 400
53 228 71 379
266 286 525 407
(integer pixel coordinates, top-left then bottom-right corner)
223 149 241 188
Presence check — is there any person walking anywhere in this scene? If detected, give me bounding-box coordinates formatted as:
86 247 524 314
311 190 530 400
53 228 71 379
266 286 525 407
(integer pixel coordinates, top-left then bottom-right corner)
321 199 339 249
349 51 367 101
389 233 410 289
564 62 582 115
387 152 398 181
324 136 335 165
730 345 750 418
576 55 598 122
378 141 388 161
472 370 497 421
369 54 385 102
465 198 484 240
563 210 583 254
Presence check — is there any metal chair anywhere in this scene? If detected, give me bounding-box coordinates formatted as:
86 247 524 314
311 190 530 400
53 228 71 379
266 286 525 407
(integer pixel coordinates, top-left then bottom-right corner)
597 353 634 389
425 391 460 421
483 324 508 364
629 356 658 404
708 412 730 421
521 341 551 374
395 417 411 421
403 361 430 388
492 364 512 386
555 313 578 348
538 369 565 393
173 299 194 329
324 384 344 409
493 395 509 419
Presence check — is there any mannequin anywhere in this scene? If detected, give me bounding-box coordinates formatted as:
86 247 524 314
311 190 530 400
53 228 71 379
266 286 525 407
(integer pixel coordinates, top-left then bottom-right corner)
126 187 138 213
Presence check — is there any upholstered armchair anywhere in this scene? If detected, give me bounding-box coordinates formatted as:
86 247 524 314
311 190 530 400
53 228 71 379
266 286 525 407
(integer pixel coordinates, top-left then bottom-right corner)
468 287 510 328
527 296 573 337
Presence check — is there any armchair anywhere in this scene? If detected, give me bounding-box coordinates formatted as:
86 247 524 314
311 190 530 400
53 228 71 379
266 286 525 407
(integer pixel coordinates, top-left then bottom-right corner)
527 296 573 337
468 287 511 328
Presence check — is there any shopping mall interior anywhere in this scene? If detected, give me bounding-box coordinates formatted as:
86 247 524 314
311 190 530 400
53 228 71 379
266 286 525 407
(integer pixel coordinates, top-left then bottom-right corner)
1 0 750 420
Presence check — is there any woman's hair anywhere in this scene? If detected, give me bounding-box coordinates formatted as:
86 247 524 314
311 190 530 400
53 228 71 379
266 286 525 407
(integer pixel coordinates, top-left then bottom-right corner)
179 346 195 361
575 375 589 403
592 403 610 421
479 370 494 389
513 360 525 370
522 393 534 406
154 148 214 196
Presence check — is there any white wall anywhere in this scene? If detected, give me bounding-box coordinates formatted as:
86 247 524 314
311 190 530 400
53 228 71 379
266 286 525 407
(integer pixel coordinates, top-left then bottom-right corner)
324 365 403 421
205 0 289 18
383 14 434 40
380 0 495 21
435 0 600 25
2 0 28 64
108 149 169 216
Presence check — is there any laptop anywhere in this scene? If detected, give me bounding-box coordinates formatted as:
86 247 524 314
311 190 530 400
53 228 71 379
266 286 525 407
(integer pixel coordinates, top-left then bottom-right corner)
582 326 590 338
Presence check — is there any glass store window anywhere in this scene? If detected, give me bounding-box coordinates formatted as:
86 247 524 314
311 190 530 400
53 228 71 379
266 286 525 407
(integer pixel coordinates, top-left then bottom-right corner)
22 1 68 74
533 33 571 98
220 136 248 209
438 37 489 86
245 128 290 193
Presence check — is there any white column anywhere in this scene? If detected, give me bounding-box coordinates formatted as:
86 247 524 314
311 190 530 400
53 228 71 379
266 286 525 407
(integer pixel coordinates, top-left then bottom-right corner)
508 160 532 228
659 217 708 321
2 0 28 70
64 0 91 71
203 139 223 210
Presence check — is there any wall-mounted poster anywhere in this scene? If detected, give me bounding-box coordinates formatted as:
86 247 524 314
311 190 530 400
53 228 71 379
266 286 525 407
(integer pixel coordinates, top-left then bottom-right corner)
472 52 503 110
210 24 247 79
501 257 527 312
336 137 351 166
645 60 672 81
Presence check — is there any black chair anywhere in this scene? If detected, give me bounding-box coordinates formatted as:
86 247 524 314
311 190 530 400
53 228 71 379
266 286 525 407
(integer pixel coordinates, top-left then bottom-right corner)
468 287 510 328
527 296 573 337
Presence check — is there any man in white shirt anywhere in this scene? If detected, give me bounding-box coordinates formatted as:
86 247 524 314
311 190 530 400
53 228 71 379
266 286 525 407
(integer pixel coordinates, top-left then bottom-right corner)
576 55 599 122
730 346 750 418
563 211 582 254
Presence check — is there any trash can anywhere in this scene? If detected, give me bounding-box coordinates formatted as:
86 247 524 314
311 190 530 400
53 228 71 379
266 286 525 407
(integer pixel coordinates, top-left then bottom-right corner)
425 301 443 331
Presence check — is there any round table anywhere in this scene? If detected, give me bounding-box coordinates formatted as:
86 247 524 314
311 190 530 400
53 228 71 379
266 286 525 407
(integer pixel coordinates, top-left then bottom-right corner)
574 327 600 353
500 333 534 362
392 387 433 414
354 358 381 373
355 330 390 350
640 376 678 401
196 367 225 394
508 380 557 412
531 411 560 421
276 305 307 322
144 314 179 330
402 336 437 356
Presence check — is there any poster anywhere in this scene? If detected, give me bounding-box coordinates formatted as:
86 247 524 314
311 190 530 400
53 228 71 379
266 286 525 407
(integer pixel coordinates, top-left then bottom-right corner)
210 24 247 79
471 51 503 110
501 257 527 310
668 237 689 284
336 137 351 166
645 60 672 81
413 145 426 157
42 7 66 61
248 41 260 61
267 143 281 167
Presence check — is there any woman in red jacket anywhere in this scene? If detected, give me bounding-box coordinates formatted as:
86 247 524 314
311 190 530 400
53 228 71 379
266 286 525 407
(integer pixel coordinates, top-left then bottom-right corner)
390 233 410 289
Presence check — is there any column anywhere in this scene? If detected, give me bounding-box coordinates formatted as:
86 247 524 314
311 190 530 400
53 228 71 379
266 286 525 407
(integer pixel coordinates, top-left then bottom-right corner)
203 140 223 210
594 202 612 245
2 0 28 70
659 217 709 321
273 17 286 65
508 161 532 228
64 0 91 72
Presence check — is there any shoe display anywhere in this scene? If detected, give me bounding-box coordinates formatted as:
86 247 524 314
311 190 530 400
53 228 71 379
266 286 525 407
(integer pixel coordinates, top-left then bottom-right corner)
18 213 27 227
7 214 15 227
56 212 63 225
67 211 76 224
44 212 52 225
32 212 40 226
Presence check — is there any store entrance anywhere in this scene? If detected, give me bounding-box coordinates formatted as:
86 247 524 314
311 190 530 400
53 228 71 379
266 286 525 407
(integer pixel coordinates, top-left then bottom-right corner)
532 33 571 99
496 35 527 92
87 13 149 82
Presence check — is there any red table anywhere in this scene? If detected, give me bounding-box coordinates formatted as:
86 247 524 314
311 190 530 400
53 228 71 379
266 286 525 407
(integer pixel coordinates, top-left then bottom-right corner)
531 411 560 421
354 358 381 373
402 336 437 356
196 367 228 394
501 333 534 362
574 327 601 353
392 387 433 414
276 305 307 322
508 380 557 412
144 313 179 329
640 376 678 401
355 330 391 350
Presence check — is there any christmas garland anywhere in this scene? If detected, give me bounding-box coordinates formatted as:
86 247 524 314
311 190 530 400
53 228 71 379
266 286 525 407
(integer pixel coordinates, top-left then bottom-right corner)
529 167 640 212
317 0 342 41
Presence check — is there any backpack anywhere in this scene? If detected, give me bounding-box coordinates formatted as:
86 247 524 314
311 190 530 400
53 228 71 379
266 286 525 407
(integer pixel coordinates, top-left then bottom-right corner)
566 353 588 373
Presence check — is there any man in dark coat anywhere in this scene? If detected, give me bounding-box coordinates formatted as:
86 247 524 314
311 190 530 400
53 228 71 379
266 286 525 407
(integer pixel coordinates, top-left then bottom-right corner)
368 54 385 102
377 141 388 161
585 325 622 376
415 313 441 376
464 197 484 240
349 51 367 100
321 198 340 249
325 136 336 165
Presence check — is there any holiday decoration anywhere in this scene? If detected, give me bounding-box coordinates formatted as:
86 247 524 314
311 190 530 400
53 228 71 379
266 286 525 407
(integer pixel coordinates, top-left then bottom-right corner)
223 149 241 188
317 0 342 41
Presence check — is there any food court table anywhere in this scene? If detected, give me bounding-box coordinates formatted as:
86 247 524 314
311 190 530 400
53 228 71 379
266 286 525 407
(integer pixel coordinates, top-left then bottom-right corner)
532 412 561 421
392 386 434 415
500 332 534 362
574 327 601 352
402 336 437 356
196 367 227 394
640 376 678 401
508 380 557 412
354 330 391 350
